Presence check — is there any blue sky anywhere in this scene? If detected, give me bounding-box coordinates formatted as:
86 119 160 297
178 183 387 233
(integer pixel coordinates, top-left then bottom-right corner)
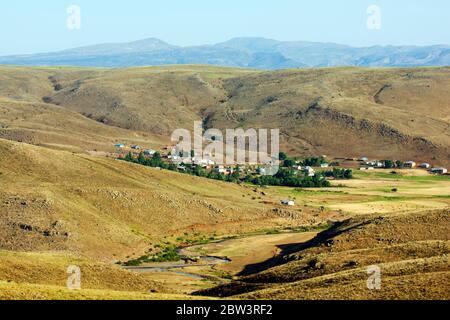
1 0 449 55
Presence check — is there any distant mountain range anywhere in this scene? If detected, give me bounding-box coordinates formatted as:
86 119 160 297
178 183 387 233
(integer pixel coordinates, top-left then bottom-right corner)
1 37 450 69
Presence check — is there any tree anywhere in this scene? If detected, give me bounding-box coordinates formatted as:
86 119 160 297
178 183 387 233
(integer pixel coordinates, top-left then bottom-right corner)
137 152 146 165
153 152 161 162
193 165 206 177
279 152 288 161
283 159 296 168
384 160 394 169
302 157 325 167
124 152 134 162
344 169 353 179
395 160 404 169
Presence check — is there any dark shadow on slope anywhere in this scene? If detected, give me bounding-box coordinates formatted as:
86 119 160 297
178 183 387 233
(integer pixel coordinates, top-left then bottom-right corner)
194 217 377 298
237 218 373 276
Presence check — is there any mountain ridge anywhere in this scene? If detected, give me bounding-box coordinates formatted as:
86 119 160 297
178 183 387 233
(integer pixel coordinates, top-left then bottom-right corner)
1 37 449 69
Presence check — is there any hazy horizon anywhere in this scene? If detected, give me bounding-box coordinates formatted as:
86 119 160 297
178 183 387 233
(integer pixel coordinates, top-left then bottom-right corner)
3 36 450 57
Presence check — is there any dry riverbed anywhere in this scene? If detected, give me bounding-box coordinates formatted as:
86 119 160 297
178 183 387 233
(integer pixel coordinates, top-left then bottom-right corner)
124 231 319 294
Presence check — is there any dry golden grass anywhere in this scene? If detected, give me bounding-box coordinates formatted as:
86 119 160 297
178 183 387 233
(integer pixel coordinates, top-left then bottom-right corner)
241 259 450 300
198 209 450 300
0 251 164 293
0 65 449 165
271 169 450 216
0 281 208 300
0 138 319 262
1 65 449 300
207 67 450 166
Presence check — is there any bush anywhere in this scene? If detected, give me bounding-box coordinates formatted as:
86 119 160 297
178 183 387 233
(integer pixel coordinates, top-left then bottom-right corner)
250 169 331 188
302 157 326 167
324 168 353 180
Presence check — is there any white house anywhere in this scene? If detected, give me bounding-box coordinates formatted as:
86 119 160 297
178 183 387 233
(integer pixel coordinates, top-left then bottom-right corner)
304 166 315 177
430 167 448 175
224 167 234 175
214 166 227 174
404 161 417 168
368 161 384 168
419 163 431 169
144 149 156 156
359 157 369 162
281 199 295 206
320 163 330 168
195 158 215 166
114 144 125 148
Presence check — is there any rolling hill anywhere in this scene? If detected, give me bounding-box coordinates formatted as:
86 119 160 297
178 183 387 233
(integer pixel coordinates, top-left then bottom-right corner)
0 65 449 166
0 64 448 300
196 209 450 300
0 137 316 261
0 135 328 299
0 37 449 69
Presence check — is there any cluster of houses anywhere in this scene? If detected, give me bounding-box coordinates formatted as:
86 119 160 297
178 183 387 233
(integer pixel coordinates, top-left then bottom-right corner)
358 157 448 175
290 165 319 177
115 142 448 177
114 143 158 157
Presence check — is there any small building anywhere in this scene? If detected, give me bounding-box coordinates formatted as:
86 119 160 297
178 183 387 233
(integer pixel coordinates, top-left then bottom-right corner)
367 161 384 168
114 144 125 148
281 199 295 206
320 163 330 168
304 166 315 177
419 163 431 169
144 149 156 156
225 167 234 175
359 157 369 162
430 167 448 175
131 145 141 150
214 166 227 174
403 161 417 169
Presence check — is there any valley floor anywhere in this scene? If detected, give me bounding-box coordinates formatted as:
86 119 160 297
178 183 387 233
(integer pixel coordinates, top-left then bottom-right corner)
0 139 449 300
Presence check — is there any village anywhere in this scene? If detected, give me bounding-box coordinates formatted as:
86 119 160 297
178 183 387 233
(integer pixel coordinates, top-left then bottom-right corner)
114 143 448 176
112 142 449 209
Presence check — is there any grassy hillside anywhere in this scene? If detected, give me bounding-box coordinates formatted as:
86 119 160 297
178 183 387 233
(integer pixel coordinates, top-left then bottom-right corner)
0 251 161 293
0 65 449 165
197 209 450 300
206 67 450 166
0 64 448 300
0 138 318 262
0 281 205 300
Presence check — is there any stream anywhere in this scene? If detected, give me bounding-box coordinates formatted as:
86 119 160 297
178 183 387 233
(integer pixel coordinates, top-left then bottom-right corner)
122 230 322 280
122 245 231 280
